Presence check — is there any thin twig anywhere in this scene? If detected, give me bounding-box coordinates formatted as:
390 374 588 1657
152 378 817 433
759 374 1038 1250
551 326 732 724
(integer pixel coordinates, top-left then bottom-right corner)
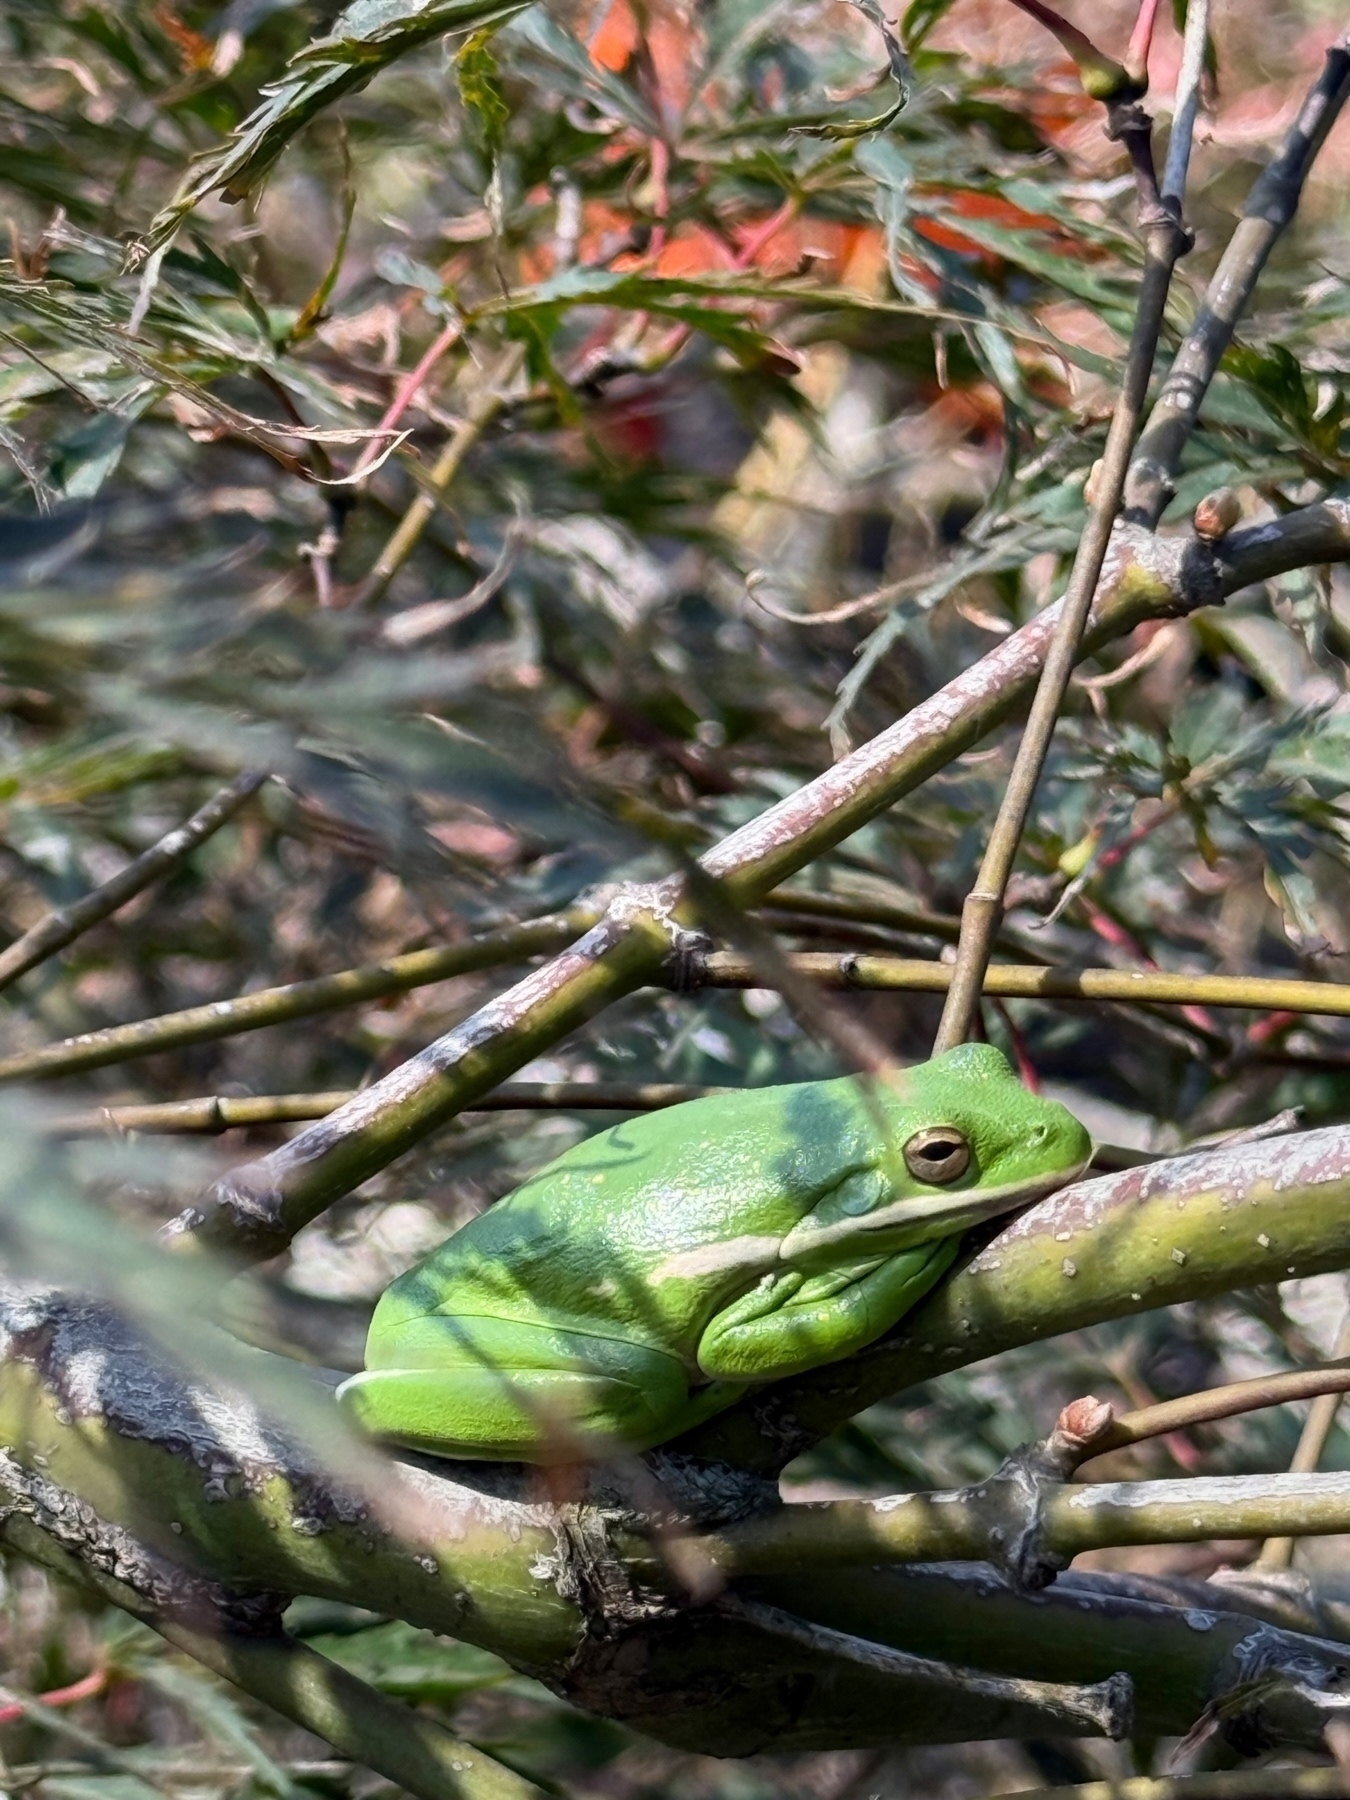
47 1081 730 1135
1071 619 1178 691
380 531 518 645
759 886 960 937
933 87 1189 1054
0 1682 170 1797
355 343 525 608
1258 1314 1350 1570
1160 0 1210 205
745 566 928 626
698 951 1350 1022
0 906 596 1084
1125 35 1350 525
348 316 464 484
0 771 265 995
1124 0 1162 87
1073 1360 1350 1468
0 1670 107 1728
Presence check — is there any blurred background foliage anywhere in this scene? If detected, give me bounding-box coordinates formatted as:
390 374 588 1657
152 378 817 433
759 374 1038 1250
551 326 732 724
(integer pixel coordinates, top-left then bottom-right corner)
3 0 1350 1791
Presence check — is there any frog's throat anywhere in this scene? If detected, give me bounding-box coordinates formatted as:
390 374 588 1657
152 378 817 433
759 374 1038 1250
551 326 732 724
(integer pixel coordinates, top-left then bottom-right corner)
777 1151 1094 1261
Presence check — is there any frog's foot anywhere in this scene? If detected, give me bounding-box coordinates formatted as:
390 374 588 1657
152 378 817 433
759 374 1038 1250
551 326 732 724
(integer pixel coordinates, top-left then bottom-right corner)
335 1341 690 1464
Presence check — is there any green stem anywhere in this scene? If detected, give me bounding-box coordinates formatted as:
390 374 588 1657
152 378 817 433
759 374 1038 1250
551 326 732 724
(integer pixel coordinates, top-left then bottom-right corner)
708 1467 1350 1578
699 951 1350 1020
49 1080 729 1135
933 209 1188 1054
184 501 1350 1258
0 908 594 1085
1082 1360 1350 1464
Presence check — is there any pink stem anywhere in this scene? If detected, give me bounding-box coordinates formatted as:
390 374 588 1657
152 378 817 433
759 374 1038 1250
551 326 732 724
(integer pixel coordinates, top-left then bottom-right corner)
1126 0 1163 84
0 1668 108 1726
1078 897 1219 1038
647 137 671 261
348 317 464 481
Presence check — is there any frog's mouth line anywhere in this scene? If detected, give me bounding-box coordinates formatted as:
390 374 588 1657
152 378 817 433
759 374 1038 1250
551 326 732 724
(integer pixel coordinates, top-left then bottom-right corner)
778 1150 1096 1259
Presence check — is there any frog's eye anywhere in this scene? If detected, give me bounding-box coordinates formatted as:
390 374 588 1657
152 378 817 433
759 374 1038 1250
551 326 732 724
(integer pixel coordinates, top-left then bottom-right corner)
902 1127 971 1185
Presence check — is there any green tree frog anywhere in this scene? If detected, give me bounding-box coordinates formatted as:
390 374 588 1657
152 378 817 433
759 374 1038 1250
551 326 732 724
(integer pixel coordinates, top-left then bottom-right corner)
336 1044 1091 1463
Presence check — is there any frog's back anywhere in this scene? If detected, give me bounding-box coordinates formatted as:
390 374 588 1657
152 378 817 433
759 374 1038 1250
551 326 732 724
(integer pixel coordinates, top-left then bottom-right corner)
380 1078 874 1354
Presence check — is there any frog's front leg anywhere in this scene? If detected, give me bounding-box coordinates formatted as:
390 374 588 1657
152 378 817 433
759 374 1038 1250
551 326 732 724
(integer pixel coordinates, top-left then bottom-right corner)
697 1240 960 1383
336 1317 689 1463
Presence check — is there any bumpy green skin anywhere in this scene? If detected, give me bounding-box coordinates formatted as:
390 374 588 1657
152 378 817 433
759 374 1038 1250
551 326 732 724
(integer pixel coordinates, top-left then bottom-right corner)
337 1044 1091 1463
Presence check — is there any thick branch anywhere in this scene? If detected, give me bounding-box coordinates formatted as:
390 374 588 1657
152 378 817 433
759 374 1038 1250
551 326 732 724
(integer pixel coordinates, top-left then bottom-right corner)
1218 499 1350 590
759 1561 1350 1749
1 1512 545 1800
718 1594 1132 1739
185 529 1218 1258
1125 37 1350 524
685 1123 1350 1469
0 1290 579 1668
13 1286 1350 1756
710 1468 1350 1578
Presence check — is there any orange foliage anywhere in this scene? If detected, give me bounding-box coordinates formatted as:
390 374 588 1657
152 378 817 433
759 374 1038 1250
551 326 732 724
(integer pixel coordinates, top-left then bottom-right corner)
588 0 640 70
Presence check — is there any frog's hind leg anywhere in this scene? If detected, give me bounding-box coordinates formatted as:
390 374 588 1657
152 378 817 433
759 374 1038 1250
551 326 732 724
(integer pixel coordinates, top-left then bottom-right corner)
335 1328 690 1464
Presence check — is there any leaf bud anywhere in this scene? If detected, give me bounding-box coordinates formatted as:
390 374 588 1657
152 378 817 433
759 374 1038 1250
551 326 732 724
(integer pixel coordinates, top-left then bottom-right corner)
1193 487 1241 541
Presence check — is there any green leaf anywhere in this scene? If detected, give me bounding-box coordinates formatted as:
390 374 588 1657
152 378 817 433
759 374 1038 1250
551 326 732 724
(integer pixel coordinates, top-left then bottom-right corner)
141 0 533 252
49 412 135 502
791 0 911 139
307 1621 512 1705
135 1661 307 1800
502 8 660 134
457 28 510 154
902 0 957 50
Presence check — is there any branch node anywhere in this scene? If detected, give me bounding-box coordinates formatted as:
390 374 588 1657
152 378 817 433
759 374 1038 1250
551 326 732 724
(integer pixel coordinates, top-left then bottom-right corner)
1051 1394 1118 1464
1194 487 1243 542
1207 1624 1350 1760
1103 98 1153 141
549 1506 676 1638
978 1398 1118 1586
663 928 713 992
1176 534 1227 616
972 1445 1072 1591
